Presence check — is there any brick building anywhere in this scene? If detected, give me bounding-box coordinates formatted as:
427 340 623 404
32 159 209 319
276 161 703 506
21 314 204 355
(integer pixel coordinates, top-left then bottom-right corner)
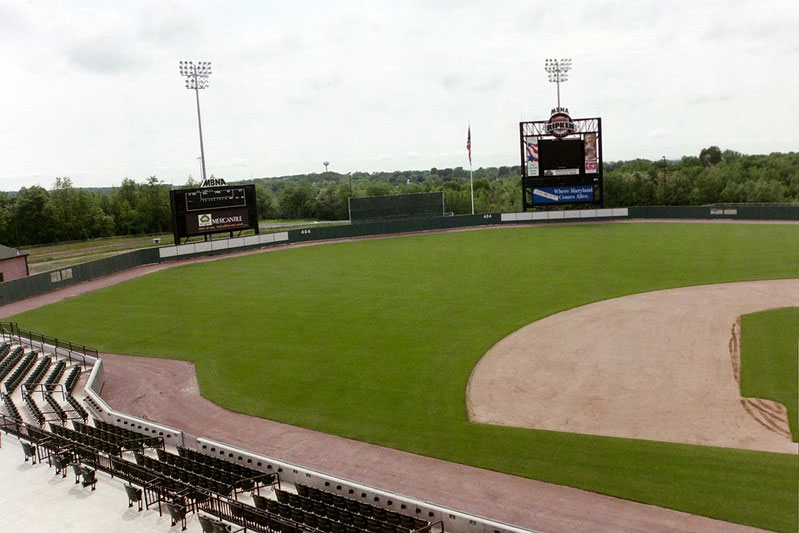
0 244 29 283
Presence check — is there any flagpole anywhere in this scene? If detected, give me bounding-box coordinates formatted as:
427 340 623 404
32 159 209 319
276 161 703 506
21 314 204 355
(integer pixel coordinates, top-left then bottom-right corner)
469 162 474 215
467 124 474 214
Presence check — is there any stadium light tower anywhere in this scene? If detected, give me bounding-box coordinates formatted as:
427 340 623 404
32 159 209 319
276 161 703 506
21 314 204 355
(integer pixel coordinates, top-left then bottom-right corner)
544 58 571 108
179 60 212 183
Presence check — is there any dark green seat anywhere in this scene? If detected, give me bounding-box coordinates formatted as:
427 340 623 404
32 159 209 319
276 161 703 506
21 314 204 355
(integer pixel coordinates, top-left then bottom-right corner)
21 441 37 464
80 466 97 490
71 463 83 484
252 493 269 510
53 453 69 478
166 502 187 531
198 515 217 533
124 484 143 511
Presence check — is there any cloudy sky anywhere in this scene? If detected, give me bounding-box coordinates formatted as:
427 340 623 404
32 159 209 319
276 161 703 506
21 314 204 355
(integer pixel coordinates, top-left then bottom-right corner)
1 1 798 190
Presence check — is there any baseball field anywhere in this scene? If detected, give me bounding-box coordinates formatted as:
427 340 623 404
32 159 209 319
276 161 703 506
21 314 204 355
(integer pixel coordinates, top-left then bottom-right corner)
6 222 799 532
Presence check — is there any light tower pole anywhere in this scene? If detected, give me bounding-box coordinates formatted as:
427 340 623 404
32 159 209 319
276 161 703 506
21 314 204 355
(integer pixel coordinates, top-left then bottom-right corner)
544 58 571 108
179 60 212 183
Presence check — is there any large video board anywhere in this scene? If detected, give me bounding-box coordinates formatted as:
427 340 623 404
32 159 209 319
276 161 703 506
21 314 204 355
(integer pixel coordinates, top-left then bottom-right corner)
520 109 602 209
169 185 259 244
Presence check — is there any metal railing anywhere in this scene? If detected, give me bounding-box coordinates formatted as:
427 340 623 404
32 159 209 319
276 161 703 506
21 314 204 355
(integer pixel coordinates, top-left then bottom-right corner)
0 322 96 367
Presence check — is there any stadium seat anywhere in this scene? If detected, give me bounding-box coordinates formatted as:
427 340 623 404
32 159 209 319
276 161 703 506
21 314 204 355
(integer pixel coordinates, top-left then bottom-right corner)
198 515 217 533
199 514 245 533
265 498 280 514
166 502 187 531
21 441 37 464
80 467 97 490
71 463 83 484
53 453 69 478
252 493 268 510
124 484 143 511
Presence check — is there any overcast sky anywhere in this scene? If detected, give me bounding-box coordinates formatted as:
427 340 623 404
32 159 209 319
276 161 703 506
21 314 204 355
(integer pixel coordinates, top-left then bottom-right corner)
2 1 798 191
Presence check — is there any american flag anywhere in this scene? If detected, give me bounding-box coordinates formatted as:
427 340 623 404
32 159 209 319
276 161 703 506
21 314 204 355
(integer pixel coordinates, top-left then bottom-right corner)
466 126 471 164
526 140 539 162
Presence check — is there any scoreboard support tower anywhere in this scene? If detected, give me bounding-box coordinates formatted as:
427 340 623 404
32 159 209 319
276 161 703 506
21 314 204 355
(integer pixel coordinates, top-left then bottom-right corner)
520 111 603 211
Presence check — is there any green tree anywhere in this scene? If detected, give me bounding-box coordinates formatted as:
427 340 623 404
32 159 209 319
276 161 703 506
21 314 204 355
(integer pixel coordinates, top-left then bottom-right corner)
700 146 722 167
279 183 315 219
13 186 57 245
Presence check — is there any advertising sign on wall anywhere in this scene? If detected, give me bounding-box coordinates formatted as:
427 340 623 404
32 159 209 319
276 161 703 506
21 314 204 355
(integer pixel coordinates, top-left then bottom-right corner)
532 186 594 204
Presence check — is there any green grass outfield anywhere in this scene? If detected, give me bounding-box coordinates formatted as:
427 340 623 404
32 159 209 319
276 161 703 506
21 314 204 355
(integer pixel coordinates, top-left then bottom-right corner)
741 308 799 441
9 223 799 531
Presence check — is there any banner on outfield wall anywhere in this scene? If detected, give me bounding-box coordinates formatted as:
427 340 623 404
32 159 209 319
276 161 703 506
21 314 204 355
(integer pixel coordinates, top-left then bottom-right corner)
532 186 594 204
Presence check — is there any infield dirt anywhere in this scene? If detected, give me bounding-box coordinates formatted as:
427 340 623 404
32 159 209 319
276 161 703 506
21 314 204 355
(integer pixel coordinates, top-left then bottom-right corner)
468 279 798 454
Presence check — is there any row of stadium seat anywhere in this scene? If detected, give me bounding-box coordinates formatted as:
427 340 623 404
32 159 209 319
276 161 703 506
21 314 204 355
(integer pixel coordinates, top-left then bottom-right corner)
65 394 88 422
276 489 425 533
93 418 162 445
73 419 161 450
44 393 67 423
296 484 429 531
63 365 81 393
135 451 234 496
50 422 122 455
255 492 410 533
156 448 270 493
0 347 24 382
3 392 21 421
43 360 66 392
4 351 36 394
24 393 45 426
177 445 263 480
23 356 51 390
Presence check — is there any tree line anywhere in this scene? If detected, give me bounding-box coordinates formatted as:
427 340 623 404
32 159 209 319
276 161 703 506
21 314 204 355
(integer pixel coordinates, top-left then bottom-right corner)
1 147 797 247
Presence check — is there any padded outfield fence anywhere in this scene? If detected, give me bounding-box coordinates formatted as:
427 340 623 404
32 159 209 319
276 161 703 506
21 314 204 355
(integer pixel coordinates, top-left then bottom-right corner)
1 204 798 306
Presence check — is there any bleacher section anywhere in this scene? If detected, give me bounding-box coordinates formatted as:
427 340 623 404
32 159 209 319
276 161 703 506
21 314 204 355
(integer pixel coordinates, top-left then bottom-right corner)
0 334 533 533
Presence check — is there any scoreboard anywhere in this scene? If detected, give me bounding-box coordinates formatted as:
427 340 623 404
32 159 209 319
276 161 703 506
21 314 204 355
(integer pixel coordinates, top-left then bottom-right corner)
520 109 602 209
184 187 247 211
169 185 259 244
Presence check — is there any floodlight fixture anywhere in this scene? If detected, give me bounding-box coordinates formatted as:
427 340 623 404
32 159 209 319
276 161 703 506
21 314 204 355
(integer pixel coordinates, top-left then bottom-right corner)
179 60 212 182
544 58 572 108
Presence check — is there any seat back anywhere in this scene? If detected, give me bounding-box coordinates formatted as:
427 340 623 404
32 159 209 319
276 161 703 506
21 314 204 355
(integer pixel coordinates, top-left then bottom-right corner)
250 493 264 509
124 484 142 502
22 442 35 458
198 515 216 533
167 502 186 519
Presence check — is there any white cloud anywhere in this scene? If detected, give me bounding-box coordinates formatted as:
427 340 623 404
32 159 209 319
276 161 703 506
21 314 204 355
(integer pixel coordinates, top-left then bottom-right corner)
1 0 798 191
